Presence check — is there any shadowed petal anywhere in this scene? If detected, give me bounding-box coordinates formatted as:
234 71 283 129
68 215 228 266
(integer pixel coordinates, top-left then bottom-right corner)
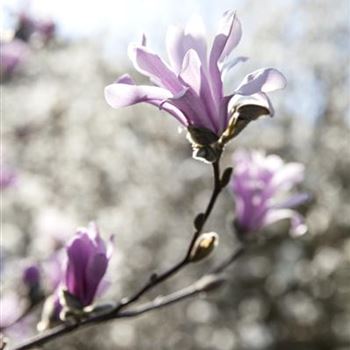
222 56 248 76
164 88 214 130
84 254 108 306
263 209 307 237
229 92 275 117
166 26 186 73
114 73 135 85
105 83 172 108
66 233 94 300
156 100 188 126
274 193 310 209
179 49 218 131
210 10 242 64
270 163 305 191
235 68 287 95
166 15 207 74
179 49 202 93
184 15 207 63
129 45 184 94
208 11 241 110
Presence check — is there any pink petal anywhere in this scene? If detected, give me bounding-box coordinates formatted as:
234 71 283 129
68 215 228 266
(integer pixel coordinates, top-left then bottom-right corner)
270 163 305 191
84 253 108 306
207 12 241 115
179 49 219 132
228 92 275 117
164 87 215 131
210 10 242 64
235 68 287 95
105 83 172 108
217 11 242 61
128 45 183 94
274 193 310 209
166 16 207 74
114 74 135 85
263 209 307 237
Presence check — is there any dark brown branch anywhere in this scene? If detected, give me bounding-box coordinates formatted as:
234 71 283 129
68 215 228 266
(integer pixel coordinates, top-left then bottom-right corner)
211 246 245 274
10 274 229 350
185 159 222 259
111 158 224 313
9 159 229 350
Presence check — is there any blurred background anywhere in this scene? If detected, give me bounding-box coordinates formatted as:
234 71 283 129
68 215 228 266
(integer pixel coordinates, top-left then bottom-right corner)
1 0 350 349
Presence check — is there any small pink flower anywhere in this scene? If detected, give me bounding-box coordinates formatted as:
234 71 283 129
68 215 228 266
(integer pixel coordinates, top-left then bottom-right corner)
230 150 308 237
63 223 113 307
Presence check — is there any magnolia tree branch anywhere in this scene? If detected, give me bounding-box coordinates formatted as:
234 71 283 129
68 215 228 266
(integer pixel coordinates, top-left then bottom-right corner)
9 157 239 350
11 248 244 350
113 158 224 312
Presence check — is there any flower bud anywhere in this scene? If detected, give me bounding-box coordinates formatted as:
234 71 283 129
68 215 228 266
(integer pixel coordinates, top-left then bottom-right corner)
63 222 113 308
189 232 218 262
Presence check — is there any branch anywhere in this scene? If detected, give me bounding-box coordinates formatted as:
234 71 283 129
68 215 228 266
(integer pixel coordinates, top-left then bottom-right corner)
110 158 224 312
9 158 228 350
211 246 245 274
185 159 222 259
112 274 225 319
10 273 229 350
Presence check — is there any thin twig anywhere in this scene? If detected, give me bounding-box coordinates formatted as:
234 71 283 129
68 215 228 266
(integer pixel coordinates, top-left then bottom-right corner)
211 246 245 274
112 158 223 313
11 274 228 350
185 159 222 259
9 159 227 350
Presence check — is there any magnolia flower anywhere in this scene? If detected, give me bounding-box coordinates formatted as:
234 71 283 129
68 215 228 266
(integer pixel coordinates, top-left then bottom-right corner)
62 223 113 308
0 39 28 79
105 11 286 161
230 150 308 237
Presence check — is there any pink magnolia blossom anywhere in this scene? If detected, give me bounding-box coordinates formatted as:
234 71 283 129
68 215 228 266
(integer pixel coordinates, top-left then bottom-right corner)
105 11 286 140
63 223 113 307
230 150 308 237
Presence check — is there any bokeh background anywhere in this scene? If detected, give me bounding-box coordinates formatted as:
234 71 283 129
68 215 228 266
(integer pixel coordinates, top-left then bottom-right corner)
1 0 350 349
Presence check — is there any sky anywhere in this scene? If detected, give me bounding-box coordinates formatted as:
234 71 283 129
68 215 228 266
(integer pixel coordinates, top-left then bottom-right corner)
2 0 348 125
2 0 244 40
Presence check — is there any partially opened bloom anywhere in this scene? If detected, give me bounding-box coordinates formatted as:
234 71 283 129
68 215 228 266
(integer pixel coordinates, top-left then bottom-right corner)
230 150 308 238
105 11 286 161
62 223 113 307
